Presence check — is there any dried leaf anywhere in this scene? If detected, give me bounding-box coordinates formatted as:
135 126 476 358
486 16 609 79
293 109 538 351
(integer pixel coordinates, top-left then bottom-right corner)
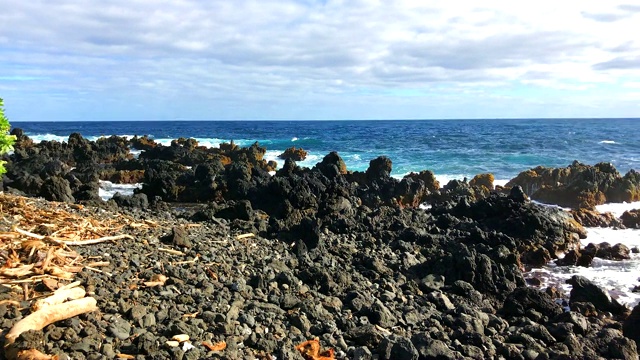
295 339 335 360
165 340 180 347
16 348 59 360
116 354 135 359
202 341 227 351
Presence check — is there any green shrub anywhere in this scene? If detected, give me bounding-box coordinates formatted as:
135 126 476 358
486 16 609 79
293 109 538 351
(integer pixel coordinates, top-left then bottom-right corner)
0 98 16 175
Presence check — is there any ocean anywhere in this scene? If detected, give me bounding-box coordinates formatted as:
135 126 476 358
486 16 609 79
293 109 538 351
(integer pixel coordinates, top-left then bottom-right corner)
11 118 640 306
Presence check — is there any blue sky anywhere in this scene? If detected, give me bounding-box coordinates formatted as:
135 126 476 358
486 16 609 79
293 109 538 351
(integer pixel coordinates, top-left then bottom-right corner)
1 0 639 121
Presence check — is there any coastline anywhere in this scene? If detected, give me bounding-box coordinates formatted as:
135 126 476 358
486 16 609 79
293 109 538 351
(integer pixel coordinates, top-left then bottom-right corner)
2 130 640 359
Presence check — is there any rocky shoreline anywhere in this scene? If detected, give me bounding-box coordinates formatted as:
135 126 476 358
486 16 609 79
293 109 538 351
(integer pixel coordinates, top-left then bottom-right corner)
1 130 640 359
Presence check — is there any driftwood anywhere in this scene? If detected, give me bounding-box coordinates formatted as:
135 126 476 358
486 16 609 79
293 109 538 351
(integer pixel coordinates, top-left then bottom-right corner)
32 286 86 311
5 297 98 345
0 193 155 286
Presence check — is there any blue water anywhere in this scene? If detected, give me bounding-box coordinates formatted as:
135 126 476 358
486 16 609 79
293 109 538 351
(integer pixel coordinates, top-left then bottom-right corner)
11 119 640 181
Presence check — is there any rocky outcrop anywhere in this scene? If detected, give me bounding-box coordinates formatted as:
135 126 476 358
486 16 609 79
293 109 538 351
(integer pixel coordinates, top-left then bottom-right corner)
469 173 494 191
278 146 308 161
506 161 640 209
572 208 623 227
129 135 158 150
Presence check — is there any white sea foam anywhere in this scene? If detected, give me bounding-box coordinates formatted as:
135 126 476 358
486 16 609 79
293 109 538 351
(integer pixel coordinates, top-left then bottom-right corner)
599 140 617 144
130 149 142 159
292 137 299 142
296 154 322 169
531 200 572 212
30 134 68 143
595 201 640 217
263 150 323 171
29 134 141 143
148 137 241 149
264 150 282 165
98 180 142 201
528 227 640 307
494 179 510 187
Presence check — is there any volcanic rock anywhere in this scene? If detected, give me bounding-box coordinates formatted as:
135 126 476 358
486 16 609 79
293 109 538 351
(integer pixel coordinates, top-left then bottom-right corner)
566 275 628 316
278 147 308 161
506 161 640 209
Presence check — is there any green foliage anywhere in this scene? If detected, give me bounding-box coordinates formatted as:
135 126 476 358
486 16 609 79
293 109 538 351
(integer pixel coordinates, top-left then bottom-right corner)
0 98 17 175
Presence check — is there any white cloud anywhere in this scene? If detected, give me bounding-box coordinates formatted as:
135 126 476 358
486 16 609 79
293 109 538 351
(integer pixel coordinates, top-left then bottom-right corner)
1 0 639 119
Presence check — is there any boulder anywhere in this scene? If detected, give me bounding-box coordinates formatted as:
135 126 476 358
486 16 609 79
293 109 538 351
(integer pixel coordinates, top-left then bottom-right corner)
621 210 640 229
40 176 75 203
566 275 628 316
315 151 347 177
278 147 308 161
366 156 393 181
502 287 564 318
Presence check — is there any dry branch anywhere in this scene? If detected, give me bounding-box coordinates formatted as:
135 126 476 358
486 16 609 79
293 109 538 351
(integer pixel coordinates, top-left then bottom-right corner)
235 233 255 240
1 193 159 288
158 248 185 256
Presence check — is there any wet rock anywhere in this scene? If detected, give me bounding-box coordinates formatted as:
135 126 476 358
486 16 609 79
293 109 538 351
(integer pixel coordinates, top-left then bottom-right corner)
566 275 628 316
621 209 640 229
572 208 622 227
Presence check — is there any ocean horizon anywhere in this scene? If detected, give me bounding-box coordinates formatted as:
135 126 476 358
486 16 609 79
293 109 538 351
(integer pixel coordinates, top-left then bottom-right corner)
11 117 640 122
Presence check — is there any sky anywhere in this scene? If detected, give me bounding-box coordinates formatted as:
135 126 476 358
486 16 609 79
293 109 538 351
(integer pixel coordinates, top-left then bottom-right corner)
1 0 639 121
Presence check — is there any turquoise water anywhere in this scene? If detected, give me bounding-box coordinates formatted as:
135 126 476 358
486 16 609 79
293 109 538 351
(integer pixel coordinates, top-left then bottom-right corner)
12 119 640 181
